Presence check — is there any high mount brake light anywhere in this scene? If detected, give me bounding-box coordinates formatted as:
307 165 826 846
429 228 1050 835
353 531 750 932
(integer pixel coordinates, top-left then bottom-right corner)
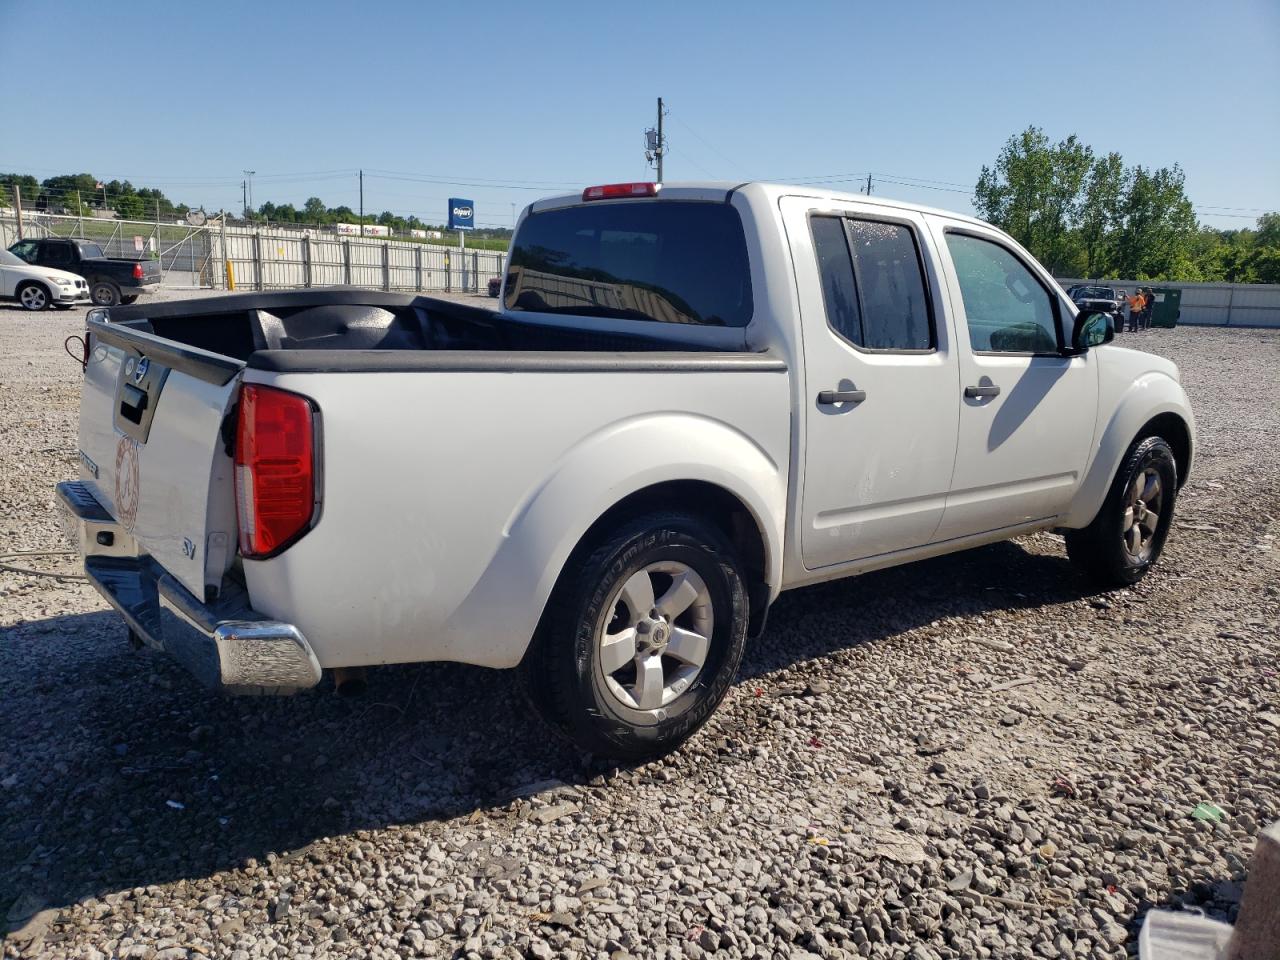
234 384 318 559
581 182 661 201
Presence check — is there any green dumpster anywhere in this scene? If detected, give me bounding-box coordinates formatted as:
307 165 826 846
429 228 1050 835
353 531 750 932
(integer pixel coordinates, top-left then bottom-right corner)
1149 287 1181 328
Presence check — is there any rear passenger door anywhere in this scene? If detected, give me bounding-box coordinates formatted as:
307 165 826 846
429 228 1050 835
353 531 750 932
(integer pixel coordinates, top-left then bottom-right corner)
782 198 960 568
929 221 1098 539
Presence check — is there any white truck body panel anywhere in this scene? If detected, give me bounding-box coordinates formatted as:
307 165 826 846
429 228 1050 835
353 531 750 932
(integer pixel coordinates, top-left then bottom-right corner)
242 365 790 668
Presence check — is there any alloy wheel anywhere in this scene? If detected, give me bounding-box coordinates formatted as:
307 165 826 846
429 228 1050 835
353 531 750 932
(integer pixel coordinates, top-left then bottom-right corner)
596 560 714 716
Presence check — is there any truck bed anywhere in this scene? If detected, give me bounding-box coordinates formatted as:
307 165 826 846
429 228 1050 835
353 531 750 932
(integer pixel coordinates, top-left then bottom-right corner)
103 289 703 364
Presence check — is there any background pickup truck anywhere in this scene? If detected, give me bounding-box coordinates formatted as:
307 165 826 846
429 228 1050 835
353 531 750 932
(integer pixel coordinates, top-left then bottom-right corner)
8 236 161 306
59 181 1195 759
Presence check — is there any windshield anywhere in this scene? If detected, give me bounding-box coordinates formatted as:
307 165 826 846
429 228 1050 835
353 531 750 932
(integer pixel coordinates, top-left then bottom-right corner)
0 249 25 266
1078 286 1115 299
505 200 753 327
77 241 106 259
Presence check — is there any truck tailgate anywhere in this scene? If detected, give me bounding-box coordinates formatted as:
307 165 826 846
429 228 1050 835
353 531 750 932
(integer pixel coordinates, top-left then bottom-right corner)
79 317 244 600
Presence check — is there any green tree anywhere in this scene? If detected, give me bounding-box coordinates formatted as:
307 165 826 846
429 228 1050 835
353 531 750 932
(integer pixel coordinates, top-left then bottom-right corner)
1256 212 1280 247
974 127 1093 274
1113 165 1197 279
1078 153 1128 278
303 197 327 223
1 173 38 210
114 193 145 220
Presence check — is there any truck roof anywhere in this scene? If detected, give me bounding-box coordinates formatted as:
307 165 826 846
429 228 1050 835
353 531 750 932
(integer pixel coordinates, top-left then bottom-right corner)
528 180 991 230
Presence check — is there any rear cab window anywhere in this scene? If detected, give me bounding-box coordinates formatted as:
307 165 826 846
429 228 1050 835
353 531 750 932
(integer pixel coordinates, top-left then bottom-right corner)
504 201 753 327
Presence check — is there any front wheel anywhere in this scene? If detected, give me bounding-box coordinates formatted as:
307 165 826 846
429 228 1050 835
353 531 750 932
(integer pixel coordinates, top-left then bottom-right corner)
520 512 748 760
1065 435 1178 587
90 281 120 307
17 282 50 311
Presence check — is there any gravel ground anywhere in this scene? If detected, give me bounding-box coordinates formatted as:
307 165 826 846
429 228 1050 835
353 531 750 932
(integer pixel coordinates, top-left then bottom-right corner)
1 297 1277 960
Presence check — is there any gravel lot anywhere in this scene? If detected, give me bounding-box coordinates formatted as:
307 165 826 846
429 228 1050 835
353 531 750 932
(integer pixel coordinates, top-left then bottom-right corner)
1 295 1277 960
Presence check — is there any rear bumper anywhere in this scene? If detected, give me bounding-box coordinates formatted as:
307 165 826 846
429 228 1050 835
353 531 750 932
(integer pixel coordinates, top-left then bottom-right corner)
56 480 321 694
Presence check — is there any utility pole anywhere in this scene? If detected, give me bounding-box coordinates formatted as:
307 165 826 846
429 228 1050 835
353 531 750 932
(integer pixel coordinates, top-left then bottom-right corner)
13 184 23 240
243 170 255 219
864 174 873 196
645 98 667 182
656 97 664 182
242 180 248 219
359 169 364 237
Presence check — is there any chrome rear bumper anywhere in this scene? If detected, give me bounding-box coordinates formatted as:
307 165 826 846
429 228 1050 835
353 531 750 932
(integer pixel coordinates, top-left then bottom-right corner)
56 481 321 694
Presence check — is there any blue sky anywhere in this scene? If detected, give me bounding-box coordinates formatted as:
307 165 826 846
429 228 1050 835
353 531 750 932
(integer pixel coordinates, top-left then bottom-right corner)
2 0 1277 229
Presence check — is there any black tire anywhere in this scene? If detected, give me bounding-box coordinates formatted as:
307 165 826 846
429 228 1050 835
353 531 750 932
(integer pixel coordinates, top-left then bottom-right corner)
90 281 120 307
16 281 51 311
1065 435 1178 588
120 294 139 305
520 511 748 760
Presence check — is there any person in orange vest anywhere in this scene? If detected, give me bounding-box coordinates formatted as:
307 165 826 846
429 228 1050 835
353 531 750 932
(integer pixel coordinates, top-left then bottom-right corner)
1127 290 1145 332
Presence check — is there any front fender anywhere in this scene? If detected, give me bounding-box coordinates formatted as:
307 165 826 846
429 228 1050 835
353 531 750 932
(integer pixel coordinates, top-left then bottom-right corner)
443 412 788 667
1062 371 1194 528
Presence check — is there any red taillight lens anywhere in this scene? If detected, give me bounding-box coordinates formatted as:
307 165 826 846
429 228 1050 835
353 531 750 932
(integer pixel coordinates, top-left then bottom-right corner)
132 262 144 279
582 182 660 201
234 384 317 559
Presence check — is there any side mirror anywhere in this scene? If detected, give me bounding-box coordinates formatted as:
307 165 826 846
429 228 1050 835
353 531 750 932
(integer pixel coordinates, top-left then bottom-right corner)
1071 311 1115 352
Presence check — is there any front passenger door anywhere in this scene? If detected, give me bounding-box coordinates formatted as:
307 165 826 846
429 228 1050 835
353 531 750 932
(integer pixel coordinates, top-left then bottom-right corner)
932 223 1098 540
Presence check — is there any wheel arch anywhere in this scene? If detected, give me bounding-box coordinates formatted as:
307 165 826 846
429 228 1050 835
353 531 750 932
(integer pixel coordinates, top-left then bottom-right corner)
441 412 787 666
15 278 51 294
1062 373 1195 528
1140 411 1192 489
563 479 774 637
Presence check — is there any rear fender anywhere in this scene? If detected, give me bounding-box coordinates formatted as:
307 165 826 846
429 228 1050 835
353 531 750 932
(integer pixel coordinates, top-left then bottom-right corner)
1062 372 1194 528
443 413 786 667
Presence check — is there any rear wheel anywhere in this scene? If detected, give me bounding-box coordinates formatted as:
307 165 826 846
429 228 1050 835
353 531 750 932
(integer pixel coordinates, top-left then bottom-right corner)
91 281 120 307
1065 435 1178 587
17 282 50 311
520 512 748 760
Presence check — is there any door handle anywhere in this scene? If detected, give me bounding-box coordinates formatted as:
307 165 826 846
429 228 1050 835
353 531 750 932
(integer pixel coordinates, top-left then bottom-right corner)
964 384 1001 399
818 389 867 405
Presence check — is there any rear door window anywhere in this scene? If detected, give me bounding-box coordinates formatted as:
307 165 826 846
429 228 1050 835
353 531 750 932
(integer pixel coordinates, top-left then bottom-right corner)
505 201 753 326
810 215 933 351
42 242 73 266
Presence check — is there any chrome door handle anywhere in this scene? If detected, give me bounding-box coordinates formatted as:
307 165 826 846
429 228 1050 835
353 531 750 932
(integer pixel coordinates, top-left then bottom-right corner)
818 389 867 405
964 384 1001 398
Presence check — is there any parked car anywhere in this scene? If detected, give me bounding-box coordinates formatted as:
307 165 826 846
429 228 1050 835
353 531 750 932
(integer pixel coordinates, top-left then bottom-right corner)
59 181 1195 760
0 247 90 310
7 237 160 307
1066 284 1122 320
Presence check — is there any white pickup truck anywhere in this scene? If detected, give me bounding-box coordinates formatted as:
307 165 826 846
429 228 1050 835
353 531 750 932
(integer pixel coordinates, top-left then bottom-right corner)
59 181 1195 759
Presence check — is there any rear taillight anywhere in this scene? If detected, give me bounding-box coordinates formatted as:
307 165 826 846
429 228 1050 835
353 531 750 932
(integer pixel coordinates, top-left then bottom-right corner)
132 262 144 279
234 384 318 559
582 182 660 201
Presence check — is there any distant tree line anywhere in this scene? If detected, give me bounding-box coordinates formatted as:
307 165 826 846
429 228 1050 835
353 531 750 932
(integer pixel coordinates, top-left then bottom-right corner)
0 172 191 221
974 127 1279 283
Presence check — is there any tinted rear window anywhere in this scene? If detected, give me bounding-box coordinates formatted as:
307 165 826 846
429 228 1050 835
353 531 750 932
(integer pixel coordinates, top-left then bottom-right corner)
504 201 753 327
